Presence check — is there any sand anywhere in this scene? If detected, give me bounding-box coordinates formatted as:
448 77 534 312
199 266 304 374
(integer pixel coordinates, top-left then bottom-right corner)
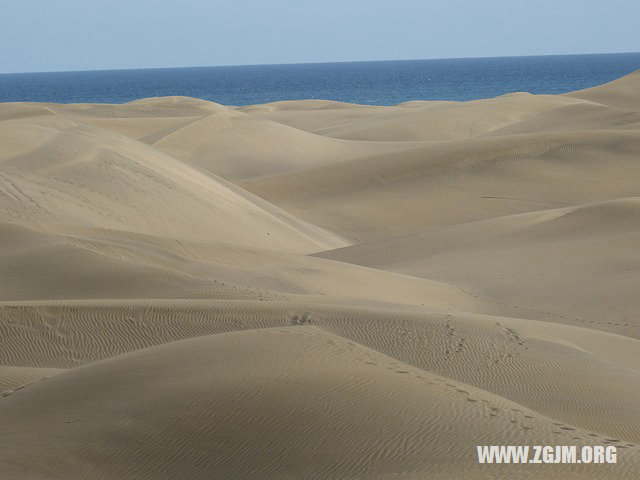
1 70 640 479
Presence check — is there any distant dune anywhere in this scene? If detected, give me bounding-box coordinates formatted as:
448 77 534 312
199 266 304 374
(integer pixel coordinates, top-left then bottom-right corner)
2 70 640 479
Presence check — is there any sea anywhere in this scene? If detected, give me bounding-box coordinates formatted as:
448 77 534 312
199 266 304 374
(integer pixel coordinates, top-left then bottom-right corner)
1 52 640 106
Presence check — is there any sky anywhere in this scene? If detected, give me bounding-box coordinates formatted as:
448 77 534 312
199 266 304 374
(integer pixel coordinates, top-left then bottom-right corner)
1 0 639 74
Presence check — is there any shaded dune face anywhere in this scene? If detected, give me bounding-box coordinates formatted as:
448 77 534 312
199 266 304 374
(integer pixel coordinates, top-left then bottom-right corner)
1 69 640 479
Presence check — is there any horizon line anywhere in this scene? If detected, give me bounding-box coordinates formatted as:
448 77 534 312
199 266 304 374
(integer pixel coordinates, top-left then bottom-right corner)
2 50 640 76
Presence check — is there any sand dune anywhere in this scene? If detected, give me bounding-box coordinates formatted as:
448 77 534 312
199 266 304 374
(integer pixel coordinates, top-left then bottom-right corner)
241 128 640 240
150 109 408 180
318 198 640 337
57 95 229 118
567 69 640 111
238 95 582 141
0 220 474 310
238 99 389 132
310 93 585 141
0 366 63 394
486 101 640 135
2 69 640 479
3 325 639 479
0 108 343 252
2 299 640 443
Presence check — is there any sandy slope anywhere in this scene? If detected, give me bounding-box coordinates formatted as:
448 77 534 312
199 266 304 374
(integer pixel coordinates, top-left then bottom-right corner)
1 69 640 479
240 129 640 240
0 109 343 252
2 325 639 480
0 221 474 310
567 69 640 111
237 95 582 141
311 93 585 141
317 198 640 338
150 109 418 180
2 299 640 444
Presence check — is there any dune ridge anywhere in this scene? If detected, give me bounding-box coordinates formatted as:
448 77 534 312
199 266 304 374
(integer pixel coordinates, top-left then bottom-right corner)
1 69 640 479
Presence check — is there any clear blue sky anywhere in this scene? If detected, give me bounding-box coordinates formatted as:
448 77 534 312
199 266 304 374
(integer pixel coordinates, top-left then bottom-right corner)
1 0 638 73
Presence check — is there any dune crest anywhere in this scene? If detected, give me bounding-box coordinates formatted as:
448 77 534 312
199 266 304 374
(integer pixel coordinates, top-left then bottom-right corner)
566 68 640 111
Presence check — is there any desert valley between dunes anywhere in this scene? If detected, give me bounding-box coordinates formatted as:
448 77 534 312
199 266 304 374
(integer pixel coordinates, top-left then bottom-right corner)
1 70 640 479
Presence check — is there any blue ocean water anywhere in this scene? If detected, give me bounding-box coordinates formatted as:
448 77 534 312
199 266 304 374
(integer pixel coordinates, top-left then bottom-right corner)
1 53 640 106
